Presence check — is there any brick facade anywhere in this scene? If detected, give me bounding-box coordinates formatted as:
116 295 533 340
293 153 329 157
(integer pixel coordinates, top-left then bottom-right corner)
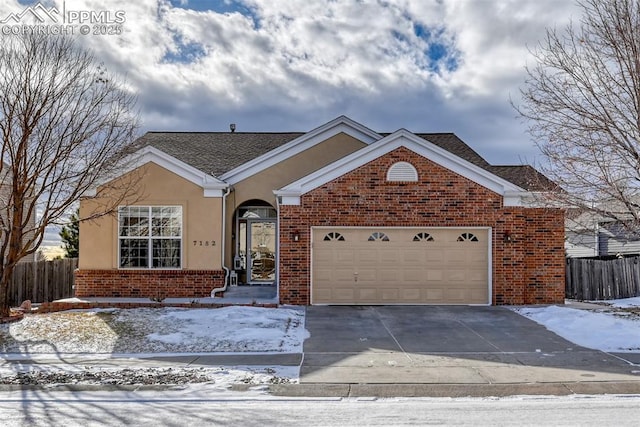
74 269 225 300
278 147 565 305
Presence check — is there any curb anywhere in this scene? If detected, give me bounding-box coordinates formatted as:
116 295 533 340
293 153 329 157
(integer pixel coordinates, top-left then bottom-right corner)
269 381 640 398
2 381 640 397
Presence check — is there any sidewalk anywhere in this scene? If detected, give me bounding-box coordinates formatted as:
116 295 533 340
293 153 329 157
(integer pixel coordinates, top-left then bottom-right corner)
2 351 640 397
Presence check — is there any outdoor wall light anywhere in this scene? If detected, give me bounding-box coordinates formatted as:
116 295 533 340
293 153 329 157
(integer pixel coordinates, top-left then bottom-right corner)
291 230 300 242
503 231 513 243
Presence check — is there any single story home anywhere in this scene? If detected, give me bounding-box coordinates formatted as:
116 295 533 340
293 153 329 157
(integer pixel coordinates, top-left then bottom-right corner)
77 116 565 305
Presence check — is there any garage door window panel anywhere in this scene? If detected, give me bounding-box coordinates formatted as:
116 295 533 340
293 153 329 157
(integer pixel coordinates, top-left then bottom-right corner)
457 232 479 242
368 232 390 241
413 232 434 242
323 232 345 241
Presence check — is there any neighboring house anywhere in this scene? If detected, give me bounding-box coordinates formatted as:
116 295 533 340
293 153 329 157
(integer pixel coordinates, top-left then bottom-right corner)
77 116 565 306
565 210 599 258
566 210 640 258
0 162 36 263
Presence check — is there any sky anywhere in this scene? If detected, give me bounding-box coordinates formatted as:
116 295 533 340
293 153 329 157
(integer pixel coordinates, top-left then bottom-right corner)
1 0 581 247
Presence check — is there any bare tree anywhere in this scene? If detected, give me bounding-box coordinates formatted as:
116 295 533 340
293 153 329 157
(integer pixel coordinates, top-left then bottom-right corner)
515 0 640 228
0 34 139 317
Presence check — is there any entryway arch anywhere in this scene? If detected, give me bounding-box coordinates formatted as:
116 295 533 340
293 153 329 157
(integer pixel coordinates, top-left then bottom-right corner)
233 200 277 285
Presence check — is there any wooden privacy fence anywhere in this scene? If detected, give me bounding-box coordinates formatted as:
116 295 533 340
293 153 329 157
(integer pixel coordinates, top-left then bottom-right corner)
8 258 77 306
566 256 640 300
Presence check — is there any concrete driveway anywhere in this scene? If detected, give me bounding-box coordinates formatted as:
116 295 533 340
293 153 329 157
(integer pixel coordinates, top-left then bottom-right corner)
297 306 640 396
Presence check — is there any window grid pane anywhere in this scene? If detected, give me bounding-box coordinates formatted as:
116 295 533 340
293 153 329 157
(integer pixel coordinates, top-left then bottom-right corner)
119 206 149 237
119 239 149 268
151 207 182 237
152 239 181 268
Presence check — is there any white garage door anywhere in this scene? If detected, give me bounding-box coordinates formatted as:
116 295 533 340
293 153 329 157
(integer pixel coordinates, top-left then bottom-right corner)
312 227 490 305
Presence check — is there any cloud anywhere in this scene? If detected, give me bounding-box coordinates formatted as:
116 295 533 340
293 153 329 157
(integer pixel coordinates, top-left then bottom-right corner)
1 0 580 164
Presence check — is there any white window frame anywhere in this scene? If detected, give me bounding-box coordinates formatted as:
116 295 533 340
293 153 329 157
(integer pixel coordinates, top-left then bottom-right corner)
118 206 183 269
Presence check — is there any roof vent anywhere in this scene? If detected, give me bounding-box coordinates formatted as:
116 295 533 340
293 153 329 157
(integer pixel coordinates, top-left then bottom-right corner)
230 123 236 133
386 161 418 182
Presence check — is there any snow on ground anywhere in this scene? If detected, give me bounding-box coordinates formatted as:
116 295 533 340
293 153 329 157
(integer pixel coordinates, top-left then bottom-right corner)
0 363 299 389
605 296 640 308
513 304 640 353
0 306 307 354
0 306 307 387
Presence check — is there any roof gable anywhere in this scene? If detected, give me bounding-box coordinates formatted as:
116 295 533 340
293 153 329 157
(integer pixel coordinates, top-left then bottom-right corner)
220 115 382 184
275 129 529 206
85 146 228 198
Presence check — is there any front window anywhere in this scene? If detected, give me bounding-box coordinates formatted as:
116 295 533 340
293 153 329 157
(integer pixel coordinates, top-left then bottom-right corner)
119 206 182 268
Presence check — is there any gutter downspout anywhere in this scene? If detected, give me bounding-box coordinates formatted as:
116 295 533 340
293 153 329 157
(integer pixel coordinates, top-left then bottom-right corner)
275 195 280 303
211 186 231 297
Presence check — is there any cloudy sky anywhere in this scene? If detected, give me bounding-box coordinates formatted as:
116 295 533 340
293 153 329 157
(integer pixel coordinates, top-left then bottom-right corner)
3 0 583 168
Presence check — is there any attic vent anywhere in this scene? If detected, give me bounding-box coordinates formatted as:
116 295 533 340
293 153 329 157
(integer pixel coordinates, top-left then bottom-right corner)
386 161 418 182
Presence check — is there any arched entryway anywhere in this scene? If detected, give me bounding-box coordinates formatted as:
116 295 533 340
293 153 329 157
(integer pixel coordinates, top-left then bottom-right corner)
233 200 277 285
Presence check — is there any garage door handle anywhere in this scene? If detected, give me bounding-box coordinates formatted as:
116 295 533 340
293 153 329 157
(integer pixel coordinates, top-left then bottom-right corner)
354 272 358 282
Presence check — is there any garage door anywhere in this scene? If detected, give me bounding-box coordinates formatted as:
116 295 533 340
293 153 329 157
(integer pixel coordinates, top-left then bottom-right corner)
312 227 490 305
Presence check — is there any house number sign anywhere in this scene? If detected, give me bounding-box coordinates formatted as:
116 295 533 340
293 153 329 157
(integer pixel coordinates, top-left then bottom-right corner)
193 240 216 246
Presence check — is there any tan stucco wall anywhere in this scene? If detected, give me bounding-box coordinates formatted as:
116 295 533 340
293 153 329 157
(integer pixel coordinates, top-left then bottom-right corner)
225 132 367 265
79 162 223 270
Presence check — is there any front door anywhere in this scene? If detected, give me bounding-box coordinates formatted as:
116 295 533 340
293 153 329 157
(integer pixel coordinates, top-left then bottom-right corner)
235 206 277 285
248 220 276 282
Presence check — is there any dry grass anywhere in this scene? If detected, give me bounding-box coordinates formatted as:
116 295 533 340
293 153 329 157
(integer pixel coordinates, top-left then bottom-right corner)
0 306 306 354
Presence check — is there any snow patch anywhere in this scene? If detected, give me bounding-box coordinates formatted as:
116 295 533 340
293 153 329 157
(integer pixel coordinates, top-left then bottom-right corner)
604 296 640 308
513 305 640 353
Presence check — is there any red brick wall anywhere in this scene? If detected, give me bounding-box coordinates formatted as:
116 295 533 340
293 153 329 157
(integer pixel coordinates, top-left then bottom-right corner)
74 269 225 299
279 147 565 305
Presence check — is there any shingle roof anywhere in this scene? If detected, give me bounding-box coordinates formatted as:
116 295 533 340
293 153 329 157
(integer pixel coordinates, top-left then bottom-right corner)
135 130 546 191
377 132 490 169
414 133 491 169
489 165 558 191
134 132 303 177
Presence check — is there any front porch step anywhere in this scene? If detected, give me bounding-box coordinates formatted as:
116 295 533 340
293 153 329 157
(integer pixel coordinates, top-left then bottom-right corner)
215 284 278 305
